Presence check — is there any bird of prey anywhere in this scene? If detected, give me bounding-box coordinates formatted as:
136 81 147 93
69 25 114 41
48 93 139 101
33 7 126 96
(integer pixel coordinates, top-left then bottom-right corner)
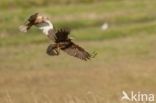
19 13 96 61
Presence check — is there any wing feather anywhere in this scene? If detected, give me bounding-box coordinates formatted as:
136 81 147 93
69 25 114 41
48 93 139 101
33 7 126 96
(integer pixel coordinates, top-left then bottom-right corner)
55 28 70 42
61 42 91 61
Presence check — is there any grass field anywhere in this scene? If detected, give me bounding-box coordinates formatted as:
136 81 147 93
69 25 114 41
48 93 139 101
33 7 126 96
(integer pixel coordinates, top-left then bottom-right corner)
0 0 156 103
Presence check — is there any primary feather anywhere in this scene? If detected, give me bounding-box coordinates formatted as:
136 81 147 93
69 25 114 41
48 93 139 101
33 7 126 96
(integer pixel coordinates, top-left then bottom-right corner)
61 42 91 61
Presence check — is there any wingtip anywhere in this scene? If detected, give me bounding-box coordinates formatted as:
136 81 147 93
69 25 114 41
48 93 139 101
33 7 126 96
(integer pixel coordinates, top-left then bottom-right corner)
81 52 97 61
19 25 28 33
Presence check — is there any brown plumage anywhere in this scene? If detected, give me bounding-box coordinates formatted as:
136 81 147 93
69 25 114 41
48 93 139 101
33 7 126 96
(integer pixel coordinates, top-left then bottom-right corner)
47 29 96 61
20 13 96 61
61 42 92 61
19 13 47 32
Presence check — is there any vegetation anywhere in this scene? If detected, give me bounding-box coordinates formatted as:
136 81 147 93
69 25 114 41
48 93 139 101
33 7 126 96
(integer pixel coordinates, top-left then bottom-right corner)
0 0 156 103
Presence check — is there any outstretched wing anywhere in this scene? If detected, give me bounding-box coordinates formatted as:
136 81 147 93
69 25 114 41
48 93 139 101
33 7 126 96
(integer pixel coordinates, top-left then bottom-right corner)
55 28 70 43
19 13 39 32
61 42 92 61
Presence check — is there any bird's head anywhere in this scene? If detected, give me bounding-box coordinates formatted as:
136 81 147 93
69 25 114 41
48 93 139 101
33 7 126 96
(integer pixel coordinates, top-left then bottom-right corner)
19 13 49 32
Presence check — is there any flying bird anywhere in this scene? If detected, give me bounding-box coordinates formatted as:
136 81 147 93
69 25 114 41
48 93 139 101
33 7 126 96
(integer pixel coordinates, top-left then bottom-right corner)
19 13 96 61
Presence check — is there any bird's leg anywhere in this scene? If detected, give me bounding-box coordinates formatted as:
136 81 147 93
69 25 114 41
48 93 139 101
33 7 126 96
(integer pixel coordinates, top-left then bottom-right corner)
55 44 60 55
46 44 59 56
53 44 59 55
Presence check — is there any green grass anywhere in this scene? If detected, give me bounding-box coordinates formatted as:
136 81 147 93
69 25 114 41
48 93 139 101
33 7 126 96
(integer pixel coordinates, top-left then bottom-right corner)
1 0 156 103
1 21 156 46
1 0 156 45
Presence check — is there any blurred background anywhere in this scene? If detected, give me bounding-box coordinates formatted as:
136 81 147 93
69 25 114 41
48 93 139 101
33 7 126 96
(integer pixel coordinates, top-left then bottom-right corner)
0 0 156 103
